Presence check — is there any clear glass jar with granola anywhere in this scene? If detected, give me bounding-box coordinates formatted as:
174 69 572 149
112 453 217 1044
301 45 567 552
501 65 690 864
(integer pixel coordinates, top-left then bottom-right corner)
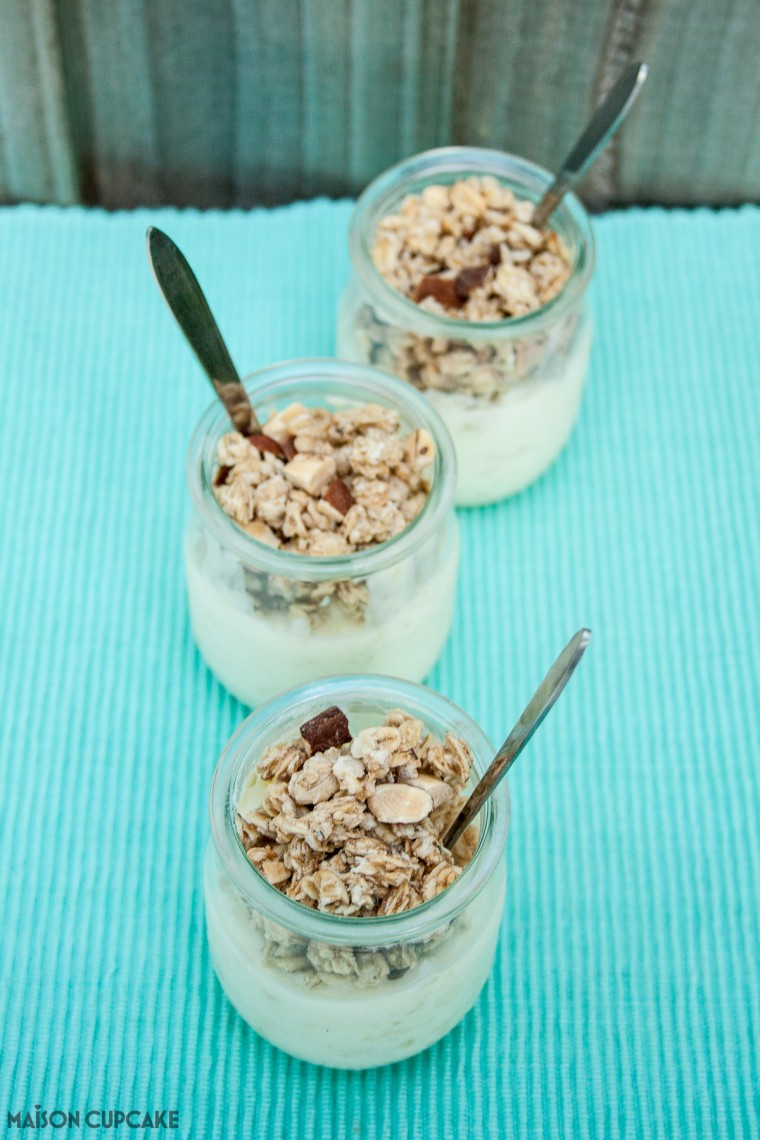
205 675 510 1068
337 147 595 506
185 360 458 707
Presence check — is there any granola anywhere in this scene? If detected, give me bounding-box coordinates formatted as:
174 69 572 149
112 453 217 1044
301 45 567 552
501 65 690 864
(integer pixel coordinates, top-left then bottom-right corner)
372 175 571 321
213 402 435 625
250 906 463 989
214 402 434 556
349 175 579 402
235 705 479 987
236 705 477 918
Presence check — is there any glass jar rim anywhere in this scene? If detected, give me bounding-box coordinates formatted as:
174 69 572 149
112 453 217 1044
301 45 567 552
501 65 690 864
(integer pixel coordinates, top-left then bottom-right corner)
209 674 510 948
186 358 457 582
349 145 595 340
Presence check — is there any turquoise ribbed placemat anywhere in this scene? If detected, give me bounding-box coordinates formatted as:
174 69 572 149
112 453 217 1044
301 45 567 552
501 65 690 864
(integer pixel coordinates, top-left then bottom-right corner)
0 203 758 1139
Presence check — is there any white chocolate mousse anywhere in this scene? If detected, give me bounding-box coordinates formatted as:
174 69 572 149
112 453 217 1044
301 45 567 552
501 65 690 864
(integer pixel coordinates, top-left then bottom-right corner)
186 400 458 706
425 320 591 504
204 704 507 1067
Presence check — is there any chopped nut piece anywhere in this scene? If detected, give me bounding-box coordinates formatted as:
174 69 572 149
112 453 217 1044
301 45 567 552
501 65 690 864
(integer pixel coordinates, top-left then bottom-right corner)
300 705 352 753
414 274 463 309
402 773 453 809
284 453 336 497
263 403 308 443
248 432 285 458
367 783 434 824
322 476 354 516
281 436 298 460
214 464 232 487
454 264 491 299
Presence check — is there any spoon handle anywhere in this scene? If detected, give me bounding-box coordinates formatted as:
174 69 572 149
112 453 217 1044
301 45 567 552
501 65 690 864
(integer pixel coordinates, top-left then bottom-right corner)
443 628 591 850
147 227 259 433
532 62 648 228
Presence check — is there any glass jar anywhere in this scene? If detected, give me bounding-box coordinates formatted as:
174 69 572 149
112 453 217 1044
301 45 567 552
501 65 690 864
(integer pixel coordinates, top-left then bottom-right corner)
185 360 458 708
337 147 596 506
205 675 510 1068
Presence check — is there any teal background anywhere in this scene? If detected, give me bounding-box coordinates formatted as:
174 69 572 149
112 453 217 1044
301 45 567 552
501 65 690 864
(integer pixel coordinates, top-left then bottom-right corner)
0 203 758 1138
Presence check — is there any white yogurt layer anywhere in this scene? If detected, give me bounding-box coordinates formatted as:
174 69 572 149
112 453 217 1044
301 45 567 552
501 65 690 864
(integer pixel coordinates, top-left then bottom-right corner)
204 847 506 1068
185 522 459 708
427 322 592 506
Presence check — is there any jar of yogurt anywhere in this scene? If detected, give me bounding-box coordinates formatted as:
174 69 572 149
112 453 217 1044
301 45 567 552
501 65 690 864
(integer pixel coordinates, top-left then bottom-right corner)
185 360 458 707
337 147 595 506
205 674 510 1068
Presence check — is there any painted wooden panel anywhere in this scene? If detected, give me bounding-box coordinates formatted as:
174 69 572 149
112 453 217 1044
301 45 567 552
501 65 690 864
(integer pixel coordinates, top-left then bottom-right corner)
0 0 757 208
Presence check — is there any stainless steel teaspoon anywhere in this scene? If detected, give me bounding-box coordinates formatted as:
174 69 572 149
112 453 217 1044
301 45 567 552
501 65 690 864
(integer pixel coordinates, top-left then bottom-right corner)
147 226 260 433
443 628 592 849
532 62 648 228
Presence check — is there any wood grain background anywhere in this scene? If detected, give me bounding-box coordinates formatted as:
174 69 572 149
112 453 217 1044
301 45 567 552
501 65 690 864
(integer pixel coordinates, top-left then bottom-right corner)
1 0 758 209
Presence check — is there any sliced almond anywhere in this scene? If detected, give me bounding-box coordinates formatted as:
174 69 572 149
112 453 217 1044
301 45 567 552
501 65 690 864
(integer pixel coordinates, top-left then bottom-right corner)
401 773 453 809
367 783 434 824
284 453 336 497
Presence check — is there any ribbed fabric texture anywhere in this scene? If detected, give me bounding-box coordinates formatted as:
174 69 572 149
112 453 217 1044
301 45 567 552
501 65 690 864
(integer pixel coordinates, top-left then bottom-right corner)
0 203 758 1138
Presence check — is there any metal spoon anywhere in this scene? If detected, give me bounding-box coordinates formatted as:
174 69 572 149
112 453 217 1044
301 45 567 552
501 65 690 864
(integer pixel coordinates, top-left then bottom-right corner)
532 62 648 228
146 226 260 433
443 628 591 849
